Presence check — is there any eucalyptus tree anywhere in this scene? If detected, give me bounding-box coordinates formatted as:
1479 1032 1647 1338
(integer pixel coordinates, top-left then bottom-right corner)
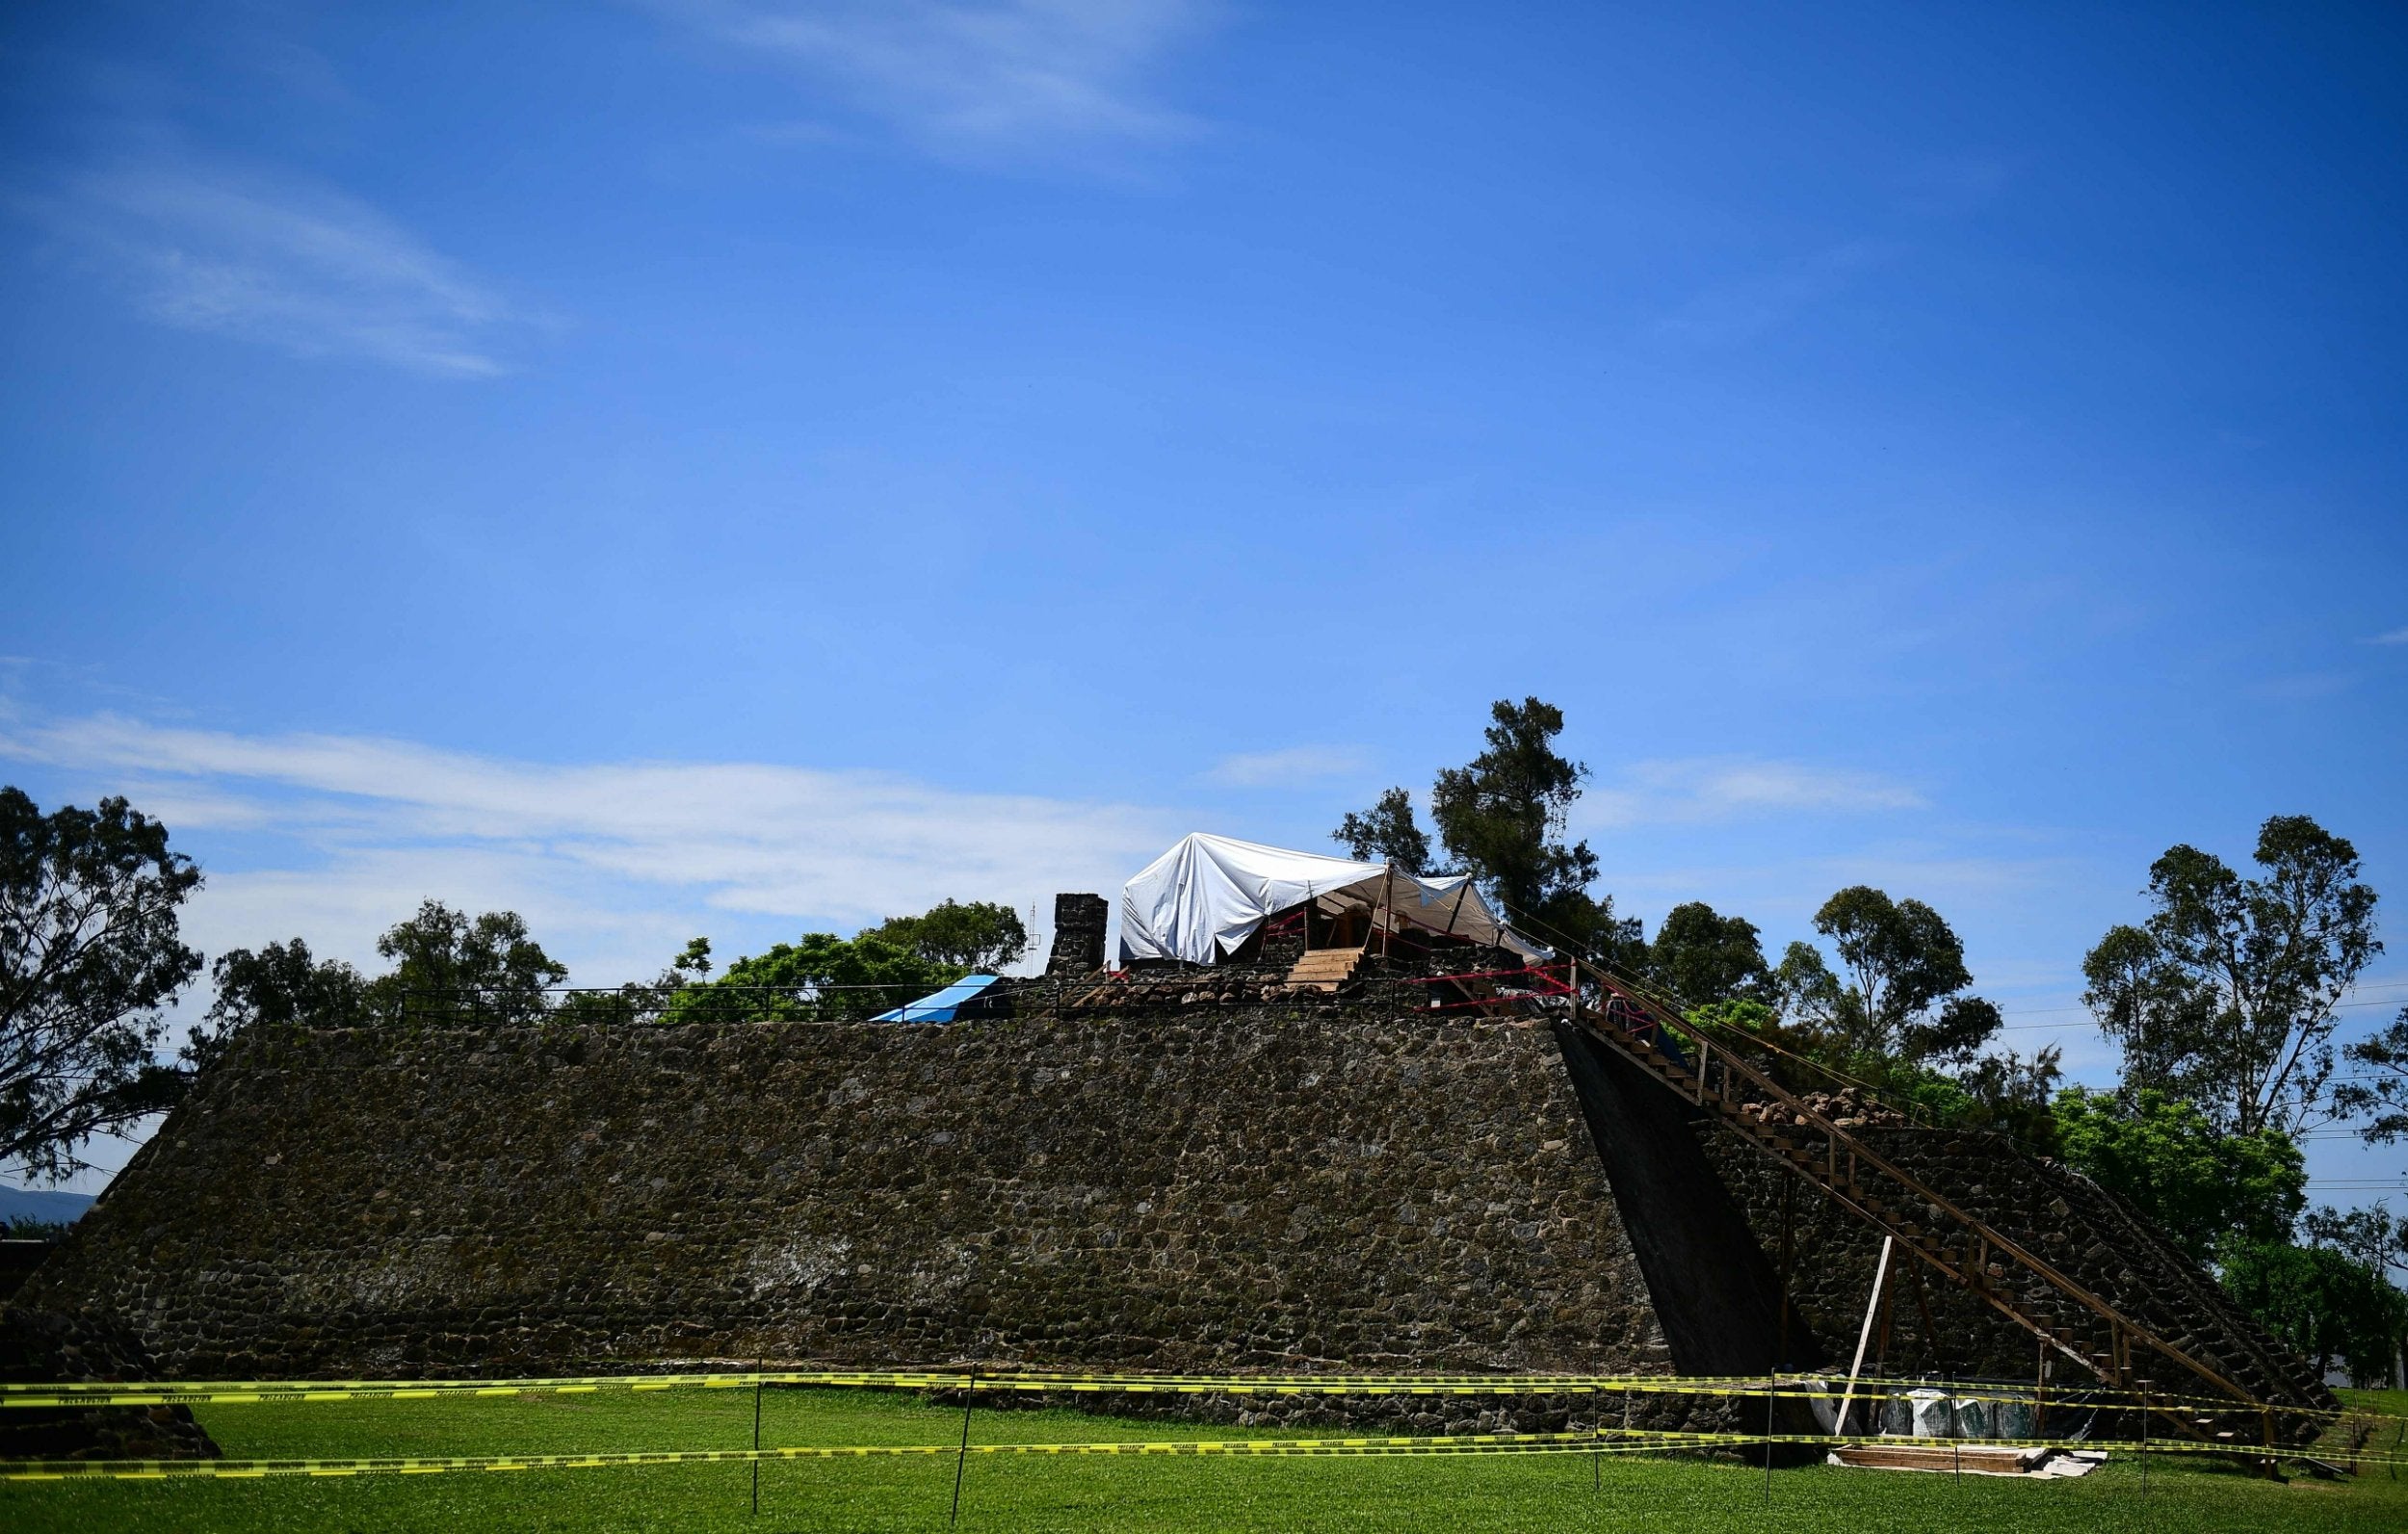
1 788 201 1182
2081 815 2379 1136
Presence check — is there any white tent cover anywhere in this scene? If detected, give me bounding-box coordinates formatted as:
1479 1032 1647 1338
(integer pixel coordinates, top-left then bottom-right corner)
1117 832 1538 965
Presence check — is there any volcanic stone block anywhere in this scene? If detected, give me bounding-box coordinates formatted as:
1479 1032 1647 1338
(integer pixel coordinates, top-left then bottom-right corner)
1045 893 1110 975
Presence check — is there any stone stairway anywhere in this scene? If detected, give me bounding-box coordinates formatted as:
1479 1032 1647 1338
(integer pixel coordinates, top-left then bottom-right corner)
1284 946 1367 994
1575 971 2333 1446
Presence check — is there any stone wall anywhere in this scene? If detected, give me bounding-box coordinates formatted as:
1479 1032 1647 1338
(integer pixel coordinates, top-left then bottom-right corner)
1700 1121 2337 1419
1702 1123 2057 1380
15 1014 1666 1397
11 1003 2330 1440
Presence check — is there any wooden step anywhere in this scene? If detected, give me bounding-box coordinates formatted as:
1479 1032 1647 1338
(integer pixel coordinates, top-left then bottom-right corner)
1284 947 1367 992
1288 947 1365 971
1582 1019 2274 1422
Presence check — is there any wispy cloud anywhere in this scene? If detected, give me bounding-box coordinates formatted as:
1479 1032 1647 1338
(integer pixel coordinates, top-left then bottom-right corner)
1581 757 1926 830
1651 241 1892 347
655 0 1212 157
27 159 527 376
1205 744 1371 788
2245 671 2351 702
0 710 1174 981
2366 625 2408 646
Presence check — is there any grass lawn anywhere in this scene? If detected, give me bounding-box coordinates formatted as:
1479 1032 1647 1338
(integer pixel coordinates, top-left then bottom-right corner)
3 1385 2402 1533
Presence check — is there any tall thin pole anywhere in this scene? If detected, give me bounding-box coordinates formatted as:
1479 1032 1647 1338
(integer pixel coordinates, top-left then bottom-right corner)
1950 1375 1961 1483
2035 1337 2048 1440
1836 1235 1893 1439
2138 1379 2150 1496
750 1358 764 1517
950 1366 977 1525
1763 1373 1776 1503
1592 1385 1601 1494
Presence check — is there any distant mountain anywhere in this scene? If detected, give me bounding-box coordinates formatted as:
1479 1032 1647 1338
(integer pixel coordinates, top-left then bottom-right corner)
0 1186 95 1227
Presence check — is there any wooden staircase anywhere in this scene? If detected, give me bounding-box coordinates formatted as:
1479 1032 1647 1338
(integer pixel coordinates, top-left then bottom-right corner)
1285 946 1368 993
1574 971 2300 1446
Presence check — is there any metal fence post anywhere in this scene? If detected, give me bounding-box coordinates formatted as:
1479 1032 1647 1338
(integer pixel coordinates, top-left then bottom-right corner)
950 1366 978 1525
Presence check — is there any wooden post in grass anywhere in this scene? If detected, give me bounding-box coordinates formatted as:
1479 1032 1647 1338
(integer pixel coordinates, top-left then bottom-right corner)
750 1356 764 1516
1763 1373 1776 1502
951 1366 978 1525
2035 1338 2048 1440
2138 1378 2151 1496
1950 1376 1961 1483
1836 1235 1894 1439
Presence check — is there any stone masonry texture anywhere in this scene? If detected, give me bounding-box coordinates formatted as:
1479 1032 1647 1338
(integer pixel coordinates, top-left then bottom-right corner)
9 1006 2330 1438
1702 1121 2336 1421
15 1015 1665 1393
1044 895 1110 976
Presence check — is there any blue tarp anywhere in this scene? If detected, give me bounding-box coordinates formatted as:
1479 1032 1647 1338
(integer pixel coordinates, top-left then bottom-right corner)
873 975 1001 1024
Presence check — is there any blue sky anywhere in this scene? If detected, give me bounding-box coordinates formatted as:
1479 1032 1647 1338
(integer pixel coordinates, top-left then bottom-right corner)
2 2 2404 1198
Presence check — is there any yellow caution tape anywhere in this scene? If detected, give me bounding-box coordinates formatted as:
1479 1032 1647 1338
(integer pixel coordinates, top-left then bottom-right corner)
3 1428 2395 1483
0 1368 2332 1419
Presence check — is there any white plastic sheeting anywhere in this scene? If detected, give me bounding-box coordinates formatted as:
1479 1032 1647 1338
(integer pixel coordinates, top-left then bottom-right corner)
1116 832 1536 965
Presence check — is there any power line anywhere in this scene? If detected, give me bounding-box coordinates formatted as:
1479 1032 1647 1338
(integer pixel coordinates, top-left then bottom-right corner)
1993 993 2408 1027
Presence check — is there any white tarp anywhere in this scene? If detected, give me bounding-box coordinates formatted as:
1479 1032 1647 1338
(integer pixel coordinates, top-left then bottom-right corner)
1116 832 1537 965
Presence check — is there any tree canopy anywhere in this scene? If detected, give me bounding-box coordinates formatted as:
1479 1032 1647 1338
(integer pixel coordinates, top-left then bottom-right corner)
1331 788 1432 875
1 788 203 1182
1333 697 1639 962
1744 889 2055 1147
663 930 954 1023
551 938 714 1027
661 897 1028 1024
2053 1086 2306 1263
1647 901 1768 1005
187 938 367 1069
2302 1202 2408 1287
1781 886 2003 1067
2336 1004 2408 1145
2220 1238 2408 1386
2081 814 2380 1136
361 900 569 1026
863 899 1029 972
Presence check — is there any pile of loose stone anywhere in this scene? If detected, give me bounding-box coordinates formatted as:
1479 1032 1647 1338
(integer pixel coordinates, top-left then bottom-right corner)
1733 1085 1906 1131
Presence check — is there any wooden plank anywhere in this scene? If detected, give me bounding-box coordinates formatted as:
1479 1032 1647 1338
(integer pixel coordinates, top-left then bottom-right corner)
1832 1443 2050 1476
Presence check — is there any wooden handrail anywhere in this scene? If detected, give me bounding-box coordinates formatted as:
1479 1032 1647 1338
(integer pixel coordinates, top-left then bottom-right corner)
1581 972 2260 1410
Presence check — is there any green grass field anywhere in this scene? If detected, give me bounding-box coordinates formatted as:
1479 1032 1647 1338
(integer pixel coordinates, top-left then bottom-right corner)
4 1386 2403 1533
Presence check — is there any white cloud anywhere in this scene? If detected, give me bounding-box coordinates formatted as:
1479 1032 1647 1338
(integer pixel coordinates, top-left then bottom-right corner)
1579 757 1926 830
1205 744 1370 788
0 711 1174 982
2366 625 2408 646
30 159 526 376
656 0 1211 155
